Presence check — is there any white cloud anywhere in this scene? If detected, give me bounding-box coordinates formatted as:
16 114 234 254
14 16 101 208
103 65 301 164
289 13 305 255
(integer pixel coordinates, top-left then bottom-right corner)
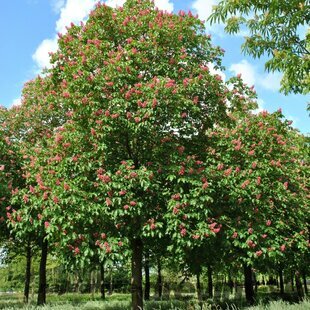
154 0 174 12
34 0 174 71
105 0 173 11
11 98 22 107
56 0 97 34
105 0 126 8
33 0 97 71
32 38 58 70
259 71 282 92
208 62 226 82
192 0 218 22
50 0 65 13
191 0 226 35
229 59 282 92
229 60 256 87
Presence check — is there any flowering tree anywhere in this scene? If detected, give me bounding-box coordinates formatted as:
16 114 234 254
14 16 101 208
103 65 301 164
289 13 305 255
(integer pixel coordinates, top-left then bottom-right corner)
12 1 257 308
8 75 66 305
204 110 309 303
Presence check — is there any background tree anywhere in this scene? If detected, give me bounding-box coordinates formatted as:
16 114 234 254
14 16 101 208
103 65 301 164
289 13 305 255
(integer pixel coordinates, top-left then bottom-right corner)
205 110 309 303
209 0 310 94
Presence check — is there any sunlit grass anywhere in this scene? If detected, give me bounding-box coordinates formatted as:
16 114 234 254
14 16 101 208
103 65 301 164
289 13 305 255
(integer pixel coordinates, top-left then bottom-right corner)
0 293 308 309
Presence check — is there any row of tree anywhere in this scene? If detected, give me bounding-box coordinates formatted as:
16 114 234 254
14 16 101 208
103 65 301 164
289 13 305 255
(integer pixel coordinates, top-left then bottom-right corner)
0 1 309 309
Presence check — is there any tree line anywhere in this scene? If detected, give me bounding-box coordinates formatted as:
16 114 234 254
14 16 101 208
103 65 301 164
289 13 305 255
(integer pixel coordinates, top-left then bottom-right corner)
0 1 309 309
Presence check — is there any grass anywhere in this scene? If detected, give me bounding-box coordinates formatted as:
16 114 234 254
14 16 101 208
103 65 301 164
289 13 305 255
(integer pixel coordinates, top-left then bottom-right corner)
0 293 309 310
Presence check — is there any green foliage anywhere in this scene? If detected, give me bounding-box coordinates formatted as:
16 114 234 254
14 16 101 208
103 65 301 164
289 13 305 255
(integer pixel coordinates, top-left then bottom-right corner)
209 0 310 94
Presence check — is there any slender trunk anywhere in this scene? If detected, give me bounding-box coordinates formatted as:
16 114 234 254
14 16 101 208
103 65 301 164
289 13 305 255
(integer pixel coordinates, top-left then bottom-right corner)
196 272 202 307
291 272 295 291
208 266 213 298
279 269 284 295
295 271 304 300
74 272 79 293
24 241 32 304
243 264 255 305
302 272 308 295
100 263 105 300
254 273 258 293
109 266 113 295
37 239 48 305
144 252 150 301
156 258 162 298
90 269 95 298
131 238 143 310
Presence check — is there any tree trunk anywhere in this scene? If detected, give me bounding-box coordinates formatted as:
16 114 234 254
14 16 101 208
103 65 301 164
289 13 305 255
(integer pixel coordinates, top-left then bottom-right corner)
243 264 255 305
291 272 295 291
254 272 258 293
295 271 304 300
196 272 202 307
109 265 113 295
208 266 213 298
279 269 284 295
144 252 150 301
37 239 48 305
131 238 143 310
24 241 32 304
90 269 95 298
302 272 308 295
156 258 162 298
100 262 105 300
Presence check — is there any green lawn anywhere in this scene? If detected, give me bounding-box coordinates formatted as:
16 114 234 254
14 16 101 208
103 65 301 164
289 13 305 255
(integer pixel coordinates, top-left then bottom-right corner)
0 293 309 310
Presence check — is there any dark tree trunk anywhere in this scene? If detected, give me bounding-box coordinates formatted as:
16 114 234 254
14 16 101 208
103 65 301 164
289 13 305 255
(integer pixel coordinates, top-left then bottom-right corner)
243 264 255 305
302 272 308 295
37 239 48 305
24 241 32 304
196 272 202 306
208 266 213 298
144 251 150 301
279 269 284 295
131 238 143 310
295 271 304 300
100 263 105 300
291 272 295 291
156 258 162 298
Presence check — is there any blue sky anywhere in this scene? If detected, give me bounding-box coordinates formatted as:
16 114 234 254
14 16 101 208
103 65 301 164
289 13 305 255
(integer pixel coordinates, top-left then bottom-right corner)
0 0 309 133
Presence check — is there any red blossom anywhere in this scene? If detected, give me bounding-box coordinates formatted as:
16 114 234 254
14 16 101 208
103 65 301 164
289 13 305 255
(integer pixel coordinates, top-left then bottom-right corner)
241 179 250 189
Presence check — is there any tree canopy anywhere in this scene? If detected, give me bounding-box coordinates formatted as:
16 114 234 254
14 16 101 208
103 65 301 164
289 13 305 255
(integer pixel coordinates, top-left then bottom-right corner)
209 0 310 95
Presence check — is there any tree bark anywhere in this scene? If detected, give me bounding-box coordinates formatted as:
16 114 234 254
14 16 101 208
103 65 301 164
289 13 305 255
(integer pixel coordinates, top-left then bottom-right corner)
24 241 32 304
208 266 213 298
90 269 95 298
279 269 284 295
291 272 295 291
302 272 308 295
295 271 304 300
156 258 162 298
100 262 105 300
243 264 255 305
196 272 202 307
131 238 143 310
37 239 48 305
144 251 150 301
